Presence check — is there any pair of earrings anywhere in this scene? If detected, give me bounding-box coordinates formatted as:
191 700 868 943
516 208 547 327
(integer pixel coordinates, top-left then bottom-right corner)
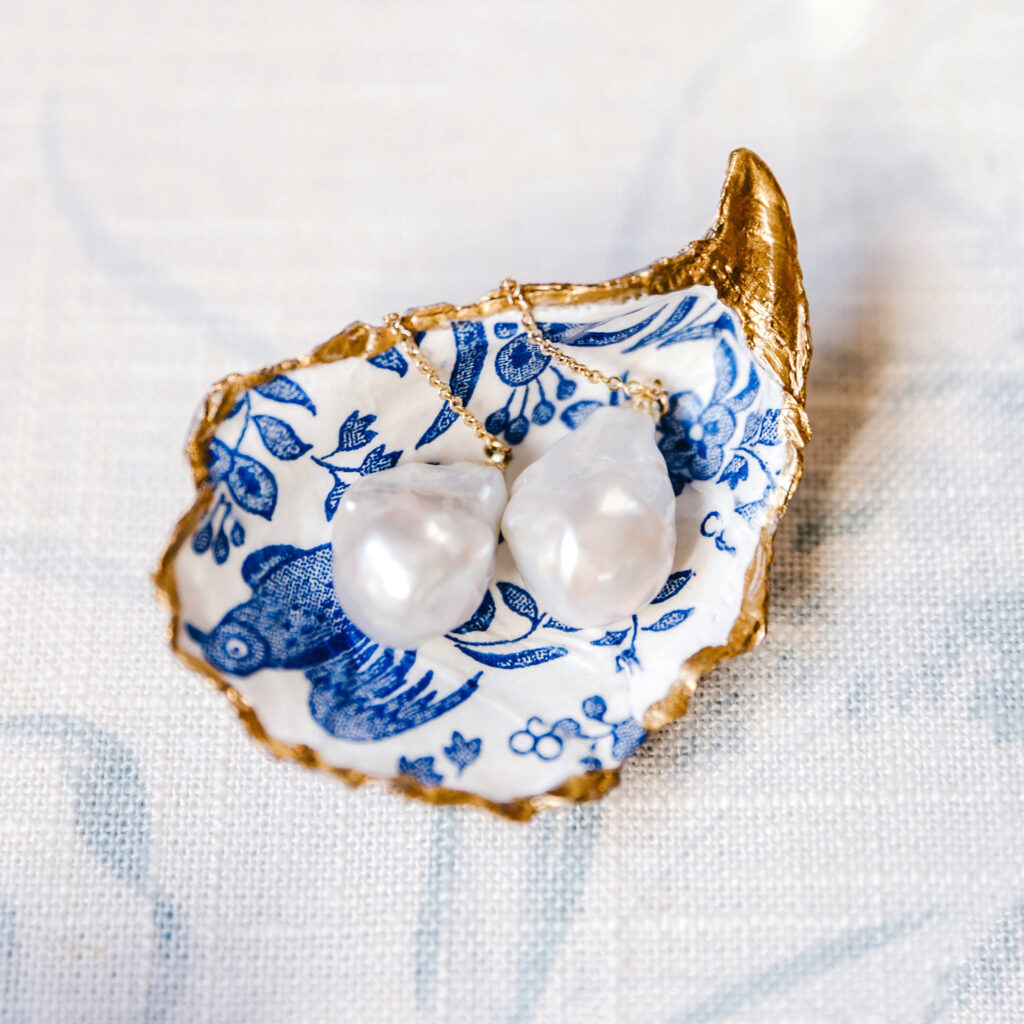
330 279 678 651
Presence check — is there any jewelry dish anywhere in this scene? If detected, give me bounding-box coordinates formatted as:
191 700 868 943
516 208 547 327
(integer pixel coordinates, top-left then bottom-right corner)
155 148 811 819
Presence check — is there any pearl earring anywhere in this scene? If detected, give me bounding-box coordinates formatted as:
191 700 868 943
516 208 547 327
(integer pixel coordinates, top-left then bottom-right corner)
329 314 511 651
499 279 677 630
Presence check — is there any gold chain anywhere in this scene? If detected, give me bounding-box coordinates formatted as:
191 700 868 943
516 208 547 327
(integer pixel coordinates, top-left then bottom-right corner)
383 280 668 471
383 313 513 469
501 278 669 419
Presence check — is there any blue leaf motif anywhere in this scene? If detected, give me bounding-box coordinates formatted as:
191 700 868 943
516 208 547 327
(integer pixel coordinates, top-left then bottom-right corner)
212 525 229 564
725 364 759 413
494 322 518 339
206 437 233 483
580 756 603 772
582 695 607 720
664 298 714 339
557 309 661 348
719 454 749 490
332 411 378 453
740 410 763 445
591 629 628 647
497 581 539 624
227 453 277 519
622 296 699 351
192 519 212 553
454 644 567 669
736 498 767 522
711 339 738 400
643 608 693 632
252 415 312 461
443 731 482 773
368 347 408 376
398 755 443 787
359 444 402 475
652 569 695 604
758 408 781 445
416 322 488 449
323 469 349 522
451 590 496 635
230 521 245 546
560 400 602 429
255 375 316 414
543 616 580 632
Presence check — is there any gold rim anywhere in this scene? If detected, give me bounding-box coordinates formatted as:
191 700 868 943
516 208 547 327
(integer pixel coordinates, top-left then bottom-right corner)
153 148 812 821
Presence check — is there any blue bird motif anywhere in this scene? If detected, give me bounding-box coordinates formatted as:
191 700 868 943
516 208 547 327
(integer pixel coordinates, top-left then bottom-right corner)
185 543 479 741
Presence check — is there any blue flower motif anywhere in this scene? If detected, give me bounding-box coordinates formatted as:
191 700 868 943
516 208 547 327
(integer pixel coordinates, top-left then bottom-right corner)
657 338 759 495
494 335 550 385
329 410 378 453
311 411 403 521
443 731 482 774
398 755 443 787
658 391 737 493
483 325 588 446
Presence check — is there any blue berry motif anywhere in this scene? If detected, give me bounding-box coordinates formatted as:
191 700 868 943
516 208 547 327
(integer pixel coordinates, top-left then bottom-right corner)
508 696 647 771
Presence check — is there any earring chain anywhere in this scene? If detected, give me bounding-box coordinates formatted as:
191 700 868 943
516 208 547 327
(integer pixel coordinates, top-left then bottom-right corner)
500 278 669 419
383 278 668 471
383 313 513 469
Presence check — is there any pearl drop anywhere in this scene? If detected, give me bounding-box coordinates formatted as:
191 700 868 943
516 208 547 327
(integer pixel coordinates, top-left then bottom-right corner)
331 461 506 649
502 405 676 629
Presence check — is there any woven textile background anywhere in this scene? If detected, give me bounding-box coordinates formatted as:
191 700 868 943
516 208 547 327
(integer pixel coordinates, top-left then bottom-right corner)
2 2 1023 1021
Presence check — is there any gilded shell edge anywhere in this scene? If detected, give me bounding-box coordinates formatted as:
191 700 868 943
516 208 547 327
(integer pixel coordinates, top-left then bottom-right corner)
154 147 811 821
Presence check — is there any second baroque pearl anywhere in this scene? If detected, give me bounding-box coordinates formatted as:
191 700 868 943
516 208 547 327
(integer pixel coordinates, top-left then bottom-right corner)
331 461 506 650
501 405 677 629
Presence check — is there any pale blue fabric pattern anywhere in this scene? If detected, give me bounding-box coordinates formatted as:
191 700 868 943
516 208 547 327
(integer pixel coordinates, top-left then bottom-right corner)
1 2 1023 1021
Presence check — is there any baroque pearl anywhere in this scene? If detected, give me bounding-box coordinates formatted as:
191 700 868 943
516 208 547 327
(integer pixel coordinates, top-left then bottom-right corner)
502 405 676 629
331 461 506 650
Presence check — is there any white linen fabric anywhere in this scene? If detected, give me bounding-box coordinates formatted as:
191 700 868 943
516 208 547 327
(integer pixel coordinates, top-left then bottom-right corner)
1 1 1023 1021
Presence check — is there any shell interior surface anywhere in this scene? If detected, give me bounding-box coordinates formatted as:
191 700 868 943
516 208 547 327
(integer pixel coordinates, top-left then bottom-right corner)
159 150 810 817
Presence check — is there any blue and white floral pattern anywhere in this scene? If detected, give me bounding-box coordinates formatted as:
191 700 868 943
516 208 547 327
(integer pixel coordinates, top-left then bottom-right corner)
509 696 646 773
193 380 318 562
172 285 791 803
